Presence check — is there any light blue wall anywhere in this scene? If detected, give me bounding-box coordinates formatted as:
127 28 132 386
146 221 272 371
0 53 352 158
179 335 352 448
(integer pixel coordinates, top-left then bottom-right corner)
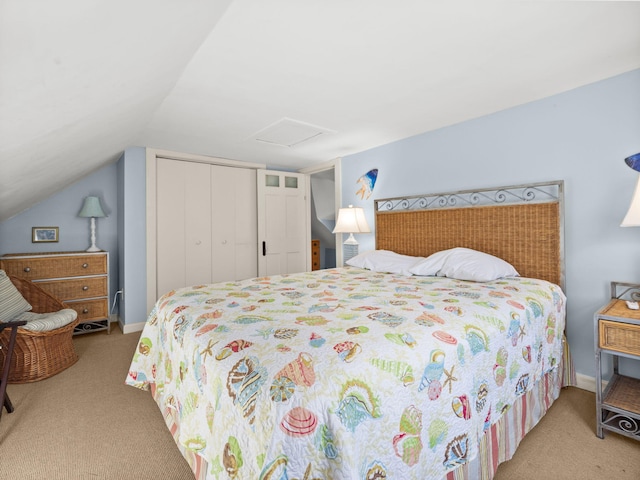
117 147 148 328
0 163 119 310
341 69 640 379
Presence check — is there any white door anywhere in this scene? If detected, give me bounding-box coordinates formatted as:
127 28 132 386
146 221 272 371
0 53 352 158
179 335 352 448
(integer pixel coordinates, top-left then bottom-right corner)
156 158 212 295
211 165 258 282
257 170 309 276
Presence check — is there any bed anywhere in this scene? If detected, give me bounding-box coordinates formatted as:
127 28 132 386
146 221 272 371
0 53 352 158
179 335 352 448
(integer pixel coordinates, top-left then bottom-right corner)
126 180 574 480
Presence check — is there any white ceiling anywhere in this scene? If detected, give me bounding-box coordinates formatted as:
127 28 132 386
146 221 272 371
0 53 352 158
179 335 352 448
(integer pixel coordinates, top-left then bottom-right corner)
1 1 639 222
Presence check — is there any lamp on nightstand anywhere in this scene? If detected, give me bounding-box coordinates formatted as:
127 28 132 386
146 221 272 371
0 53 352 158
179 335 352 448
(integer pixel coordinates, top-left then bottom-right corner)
78 196 106 252
332 205 370 263
622 153 640 227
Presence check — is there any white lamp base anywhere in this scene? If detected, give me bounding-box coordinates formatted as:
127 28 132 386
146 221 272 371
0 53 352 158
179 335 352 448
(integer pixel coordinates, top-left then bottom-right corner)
343 234 359 263
86 217 101 252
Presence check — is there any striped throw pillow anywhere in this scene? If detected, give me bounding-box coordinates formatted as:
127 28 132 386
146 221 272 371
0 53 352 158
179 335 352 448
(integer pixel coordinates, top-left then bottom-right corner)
0 270 32 322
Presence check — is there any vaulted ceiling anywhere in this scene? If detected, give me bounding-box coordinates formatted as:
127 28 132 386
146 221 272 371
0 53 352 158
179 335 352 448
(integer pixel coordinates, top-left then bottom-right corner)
2 1 639 222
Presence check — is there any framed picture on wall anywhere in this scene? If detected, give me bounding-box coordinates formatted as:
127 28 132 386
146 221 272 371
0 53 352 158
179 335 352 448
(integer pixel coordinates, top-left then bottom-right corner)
32 226 59 243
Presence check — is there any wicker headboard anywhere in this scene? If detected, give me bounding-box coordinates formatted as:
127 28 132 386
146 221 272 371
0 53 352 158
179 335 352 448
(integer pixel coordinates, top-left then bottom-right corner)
374 181 565 289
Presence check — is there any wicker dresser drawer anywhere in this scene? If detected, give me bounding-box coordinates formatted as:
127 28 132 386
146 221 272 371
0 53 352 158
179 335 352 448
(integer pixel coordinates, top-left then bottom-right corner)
0 253 107 280
0 251 110 335
599 319 640 356
38 276 107 301
67 298 109 323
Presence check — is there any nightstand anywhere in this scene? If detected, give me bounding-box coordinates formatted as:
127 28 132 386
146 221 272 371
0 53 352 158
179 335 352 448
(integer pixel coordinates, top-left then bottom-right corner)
594 281 640 441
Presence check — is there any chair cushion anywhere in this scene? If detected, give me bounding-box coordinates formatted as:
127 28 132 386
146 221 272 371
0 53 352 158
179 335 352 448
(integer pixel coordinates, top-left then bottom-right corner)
0 269 32 322
14 309 78 332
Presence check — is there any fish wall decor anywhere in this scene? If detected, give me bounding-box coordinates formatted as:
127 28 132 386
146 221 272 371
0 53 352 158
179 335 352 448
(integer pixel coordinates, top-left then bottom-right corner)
356 168 378 200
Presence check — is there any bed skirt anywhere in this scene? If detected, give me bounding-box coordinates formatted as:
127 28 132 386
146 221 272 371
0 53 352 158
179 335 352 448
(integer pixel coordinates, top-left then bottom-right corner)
150 337 575 480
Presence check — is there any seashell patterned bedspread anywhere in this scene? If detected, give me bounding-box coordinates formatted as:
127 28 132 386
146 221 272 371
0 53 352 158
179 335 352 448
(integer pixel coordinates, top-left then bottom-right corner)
126 267 566 480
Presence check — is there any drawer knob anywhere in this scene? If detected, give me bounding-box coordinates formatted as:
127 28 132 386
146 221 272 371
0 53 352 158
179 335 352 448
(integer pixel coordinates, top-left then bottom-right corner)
82 263 89 268
82 286 89 291
83 308 89 314
23 267 31 273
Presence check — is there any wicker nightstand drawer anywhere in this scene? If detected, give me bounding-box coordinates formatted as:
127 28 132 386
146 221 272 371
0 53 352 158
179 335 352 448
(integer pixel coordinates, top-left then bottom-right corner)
38 276 107 301
66 298 109 322
0 253 107 279
599 319 640 356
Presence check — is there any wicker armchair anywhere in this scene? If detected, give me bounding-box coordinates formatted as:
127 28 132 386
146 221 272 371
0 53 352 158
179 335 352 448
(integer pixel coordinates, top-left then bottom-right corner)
0 276 79 383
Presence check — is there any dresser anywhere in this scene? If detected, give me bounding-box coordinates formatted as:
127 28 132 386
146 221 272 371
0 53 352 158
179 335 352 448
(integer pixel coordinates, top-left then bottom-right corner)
0 251 110 334
594 281 640 441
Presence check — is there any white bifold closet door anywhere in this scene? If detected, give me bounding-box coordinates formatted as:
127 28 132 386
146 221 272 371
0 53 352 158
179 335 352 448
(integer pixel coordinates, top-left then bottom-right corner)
156 158 257 295
211 165 257 282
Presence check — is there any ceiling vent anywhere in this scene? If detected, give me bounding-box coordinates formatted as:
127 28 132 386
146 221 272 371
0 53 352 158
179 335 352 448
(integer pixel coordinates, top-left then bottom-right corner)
250 118 334 147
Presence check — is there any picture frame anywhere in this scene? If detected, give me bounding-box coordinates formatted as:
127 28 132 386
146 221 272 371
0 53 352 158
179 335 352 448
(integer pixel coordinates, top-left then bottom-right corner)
32 226 59 243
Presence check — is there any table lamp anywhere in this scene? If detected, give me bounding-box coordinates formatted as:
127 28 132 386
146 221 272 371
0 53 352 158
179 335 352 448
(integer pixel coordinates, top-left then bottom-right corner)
78 196 106 252
622 153 640 227
332 205 370 262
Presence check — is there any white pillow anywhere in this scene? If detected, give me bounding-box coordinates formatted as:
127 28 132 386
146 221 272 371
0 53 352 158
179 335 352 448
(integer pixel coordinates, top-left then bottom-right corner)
406 249 452 276
345 250 376 269
347 250 424 275
410 247 519 282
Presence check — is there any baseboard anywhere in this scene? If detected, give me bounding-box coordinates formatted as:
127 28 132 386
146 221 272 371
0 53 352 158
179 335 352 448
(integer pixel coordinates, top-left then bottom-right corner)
575 373 598 393
108 314 145 334
121 321 146 334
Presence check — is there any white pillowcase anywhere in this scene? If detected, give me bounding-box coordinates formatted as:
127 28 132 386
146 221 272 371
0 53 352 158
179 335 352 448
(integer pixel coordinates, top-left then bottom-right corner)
409 247 519 282
347 250 424 276
405 249 452 276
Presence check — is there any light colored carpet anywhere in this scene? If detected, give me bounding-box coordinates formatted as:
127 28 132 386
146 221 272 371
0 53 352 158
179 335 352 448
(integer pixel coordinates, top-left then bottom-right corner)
0 325 193 480
1 326 639 479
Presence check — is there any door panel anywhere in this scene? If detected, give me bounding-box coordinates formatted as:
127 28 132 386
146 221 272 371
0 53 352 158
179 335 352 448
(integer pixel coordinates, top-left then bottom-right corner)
156 158 186 295
185 161 212 287
157 159 212 294
211 165 257 282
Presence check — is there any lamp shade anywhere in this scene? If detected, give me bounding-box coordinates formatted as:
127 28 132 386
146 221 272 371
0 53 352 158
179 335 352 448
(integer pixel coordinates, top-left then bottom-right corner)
622 177 640 227
78 196 106 218
332 205 370 234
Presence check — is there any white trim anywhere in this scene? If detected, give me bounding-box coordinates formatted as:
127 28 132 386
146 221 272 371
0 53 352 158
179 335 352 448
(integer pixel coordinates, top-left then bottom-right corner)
575 373 598 393
121 320 146 334
304 174 312 272
112 313 145 334
146 149 158 315
299 157 343 266
146 147 266 169
299 158 340 175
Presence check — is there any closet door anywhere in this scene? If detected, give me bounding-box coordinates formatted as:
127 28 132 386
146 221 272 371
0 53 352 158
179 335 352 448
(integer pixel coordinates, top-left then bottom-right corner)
156 158 212 295
211 165 257 282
